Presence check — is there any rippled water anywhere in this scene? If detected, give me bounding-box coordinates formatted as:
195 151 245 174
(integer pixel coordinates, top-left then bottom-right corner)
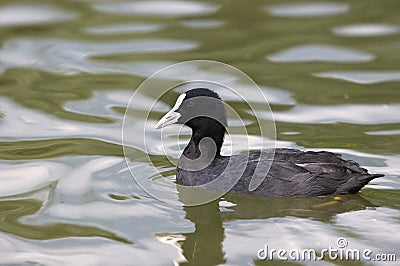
0 0 399 265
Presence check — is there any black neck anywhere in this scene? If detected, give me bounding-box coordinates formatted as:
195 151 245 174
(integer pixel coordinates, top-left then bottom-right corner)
183 123 225 160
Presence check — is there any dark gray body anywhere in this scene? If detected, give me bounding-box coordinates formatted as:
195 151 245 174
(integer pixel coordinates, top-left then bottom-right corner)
177 148 382 197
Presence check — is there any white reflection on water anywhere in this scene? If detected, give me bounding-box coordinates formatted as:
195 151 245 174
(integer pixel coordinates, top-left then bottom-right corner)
314 71 400 84
0 159 187 263
181 19 225 29
333 23 399 37
93 0 220 16
258 103 400 125
335 208 400 254
85 23 166 35
266 2 348 18
367 156 400 185
223 207 400 265
54 157 126 203
0 161 67 197
366 129 400 136
0 5 77 27
0 93 171 154
17 156 193 240
0 232 179 265
0 96 123 144
0 38 197 75
223 217 338 265
0 94 171 155
267 44 374 63
64 90 170 119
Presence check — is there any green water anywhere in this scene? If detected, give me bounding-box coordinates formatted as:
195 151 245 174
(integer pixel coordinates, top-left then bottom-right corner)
0 0 399 265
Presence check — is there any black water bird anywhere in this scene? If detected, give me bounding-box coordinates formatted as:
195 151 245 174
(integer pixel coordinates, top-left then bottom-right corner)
156 88 383 197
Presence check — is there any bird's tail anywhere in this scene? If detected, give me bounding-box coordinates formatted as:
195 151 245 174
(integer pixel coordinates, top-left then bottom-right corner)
335 173 383 194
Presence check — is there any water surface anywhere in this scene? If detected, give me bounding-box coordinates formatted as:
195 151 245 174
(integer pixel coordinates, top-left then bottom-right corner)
0 0 399 265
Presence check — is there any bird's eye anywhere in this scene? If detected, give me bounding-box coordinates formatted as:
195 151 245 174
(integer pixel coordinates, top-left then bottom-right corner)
187 101 194 107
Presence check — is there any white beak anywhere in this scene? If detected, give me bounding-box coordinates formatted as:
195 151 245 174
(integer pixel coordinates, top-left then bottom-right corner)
155 93 186 129
155 110 181 129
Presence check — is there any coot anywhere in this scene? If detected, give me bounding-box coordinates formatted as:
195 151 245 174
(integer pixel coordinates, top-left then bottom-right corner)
156 88 382 197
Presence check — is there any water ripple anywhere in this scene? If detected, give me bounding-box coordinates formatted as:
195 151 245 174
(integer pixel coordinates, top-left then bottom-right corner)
93 0 220 16
256 104 400 125
64 90 170 119
266 2 348 18
268 44 374 63
0 4 77 27
181 19 225 29
333 23 399 37
0 96 122 144
0 161 67 197
314 71 400 84
335 208 400 252
366 129 400 136
0 38 197 75
0 230 178 265
85 23 166 35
